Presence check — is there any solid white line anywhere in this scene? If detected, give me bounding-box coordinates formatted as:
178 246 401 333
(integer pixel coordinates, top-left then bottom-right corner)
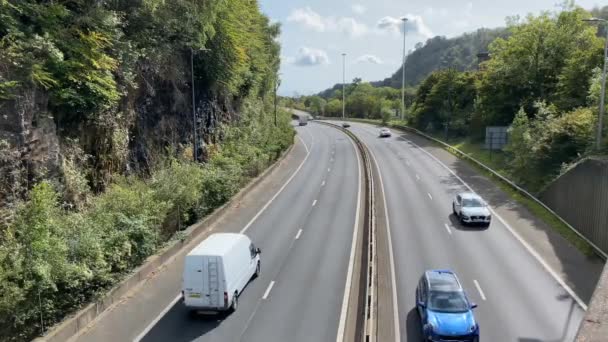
240 134 312 234
368 146 401 342
473 280 487 301
321 180 326 187
427 193 433 200
335 127 363 342
444 223 453 235
133 294 182 342
262 281 275 300
402 137 588 310
295 229 303 240
416 174 420 181
312 199 317 207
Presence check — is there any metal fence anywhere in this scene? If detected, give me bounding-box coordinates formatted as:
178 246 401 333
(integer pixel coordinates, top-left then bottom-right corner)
540 157 608 255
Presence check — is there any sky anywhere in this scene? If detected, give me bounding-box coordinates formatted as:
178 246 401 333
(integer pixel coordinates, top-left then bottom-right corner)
258 0 603 96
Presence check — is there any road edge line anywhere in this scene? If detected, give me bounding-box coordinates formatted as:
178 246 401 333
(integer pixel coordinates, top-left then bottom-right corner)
402 136 588 310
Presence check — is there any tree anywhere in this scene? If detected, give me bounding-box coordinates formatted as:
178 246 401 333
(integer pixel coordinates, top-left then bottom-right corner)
477 8 604 126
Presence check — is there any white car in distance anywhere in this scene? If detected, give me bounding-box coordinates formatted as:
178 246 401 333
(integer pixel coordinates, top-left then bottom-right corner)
452 192 491 227
379 128 392 138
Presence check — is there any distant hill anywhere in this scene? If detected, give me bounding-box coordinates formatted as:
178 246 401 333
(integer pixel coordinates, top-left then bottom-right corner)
318 27 508 97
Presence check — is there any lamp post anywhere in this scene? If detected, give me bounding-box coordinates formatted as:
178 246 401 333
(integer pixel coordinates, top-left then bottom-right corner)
190 47 197 162
401 17 409 121
342 53 346 121
583 18 608 150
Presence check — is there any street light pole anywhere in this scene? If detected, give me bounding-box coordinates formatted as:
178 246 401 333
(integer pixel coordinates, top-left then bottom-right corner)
401 17 408 121
191 47 197 162
342 53 346 121
584 18 608 150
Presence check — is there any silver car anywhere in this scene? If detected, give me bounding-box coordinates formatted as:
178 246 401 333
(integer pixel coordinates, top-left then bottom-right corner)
379 128 391 137
452 192 491 227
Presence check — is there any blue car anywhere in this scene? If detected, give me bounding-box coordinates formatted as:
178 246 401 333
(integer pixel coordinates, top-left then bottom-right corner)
416 270 480 341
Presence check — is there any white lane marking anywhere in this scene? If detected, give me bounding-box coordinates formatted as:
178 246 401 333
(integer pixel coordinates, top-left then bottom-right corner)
240 134 312 234
336 127 363 342
312 199 317 207
295 229 303 240
427 193 433 201
328 167 331 172
473 280 487 301
444 223 453 235
134 134 314 341
133 293 182 342
321 180 326 187
402 136 588 310
262 281 275 300
367 146 401 342
416 174 420 181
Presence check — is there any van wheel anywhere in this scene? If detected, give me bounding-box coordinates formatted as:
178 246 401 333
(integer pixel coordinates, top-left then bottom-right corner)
255 261 261 277
231 292 238 312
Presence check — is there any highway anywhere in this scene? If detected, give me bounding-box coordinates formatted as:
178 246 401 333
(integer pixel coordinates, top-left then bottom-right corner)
132 122 363 342
342 121 587 341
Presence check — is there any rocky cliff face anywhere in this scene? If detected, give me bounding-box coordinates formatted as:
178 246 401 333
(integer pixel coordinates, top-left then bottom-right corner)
0 53 231 207
0 88 60 208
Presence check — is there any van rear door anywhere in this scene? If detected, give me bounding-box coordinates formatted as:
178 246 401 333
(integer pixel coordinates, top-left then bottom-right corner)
184 256 222 308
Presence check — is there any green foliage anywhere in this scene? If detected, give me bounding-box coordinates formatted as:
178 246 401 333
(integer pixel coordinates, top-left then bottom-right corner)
0 0 291 340
411 69 477 136
374 27 508 88
505 103 596 189
477 8 604 125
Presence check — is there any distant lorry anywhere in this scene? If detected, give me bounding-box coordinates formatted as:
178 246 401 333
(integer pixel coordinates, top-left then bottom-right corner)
299 116 308 126
182 233 261 314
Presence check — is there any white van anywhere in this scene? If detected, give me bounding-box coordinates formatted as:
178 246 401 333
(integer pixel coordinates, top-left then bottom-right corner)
182 233 261 313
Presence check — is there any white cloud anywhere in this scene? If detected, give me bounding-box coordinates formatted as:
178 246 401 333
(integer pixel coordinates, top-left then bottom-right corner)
294 47 330 67
352 4 366 15
287 7 368 38
281 55 295 65
287 7 326 31
424 7 448 17
336 17 368 37
377 14 433 38
356 54 383 64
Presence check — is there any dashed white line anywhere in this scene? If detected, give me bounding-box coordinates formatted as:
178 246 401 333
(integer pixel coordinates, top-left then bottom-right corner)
427 193 433 200
312 199 317 207
473 280 486 301
444 223 453 235
321 180 326 187
262 281 275 300
401 136 588 310
415 174 420 181
328 167 331 172
295 229 303 240
240 134 312 234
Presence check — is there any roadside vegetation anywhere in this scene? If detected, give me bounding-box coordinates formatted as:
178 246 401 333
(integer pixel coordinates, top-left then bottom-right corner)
0 1 293 341
293 4 608 194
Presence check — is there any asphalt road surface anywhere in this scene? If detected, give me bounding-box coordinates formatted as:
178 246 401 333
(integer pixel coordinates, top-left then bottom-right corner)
343 121 586 342
136 122 362 342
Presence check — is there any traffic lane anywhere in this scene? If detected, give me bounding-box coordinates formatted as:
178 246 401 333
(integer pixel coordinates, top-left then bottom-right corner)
347 123 584 341
74 128 312 342
139 123 339 342
241 126 360 342
390 134 585 340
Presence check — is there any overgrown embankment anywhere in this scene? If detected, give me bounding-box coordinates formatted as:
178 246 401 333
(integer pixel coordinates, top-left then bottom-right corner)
0 1 293 340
